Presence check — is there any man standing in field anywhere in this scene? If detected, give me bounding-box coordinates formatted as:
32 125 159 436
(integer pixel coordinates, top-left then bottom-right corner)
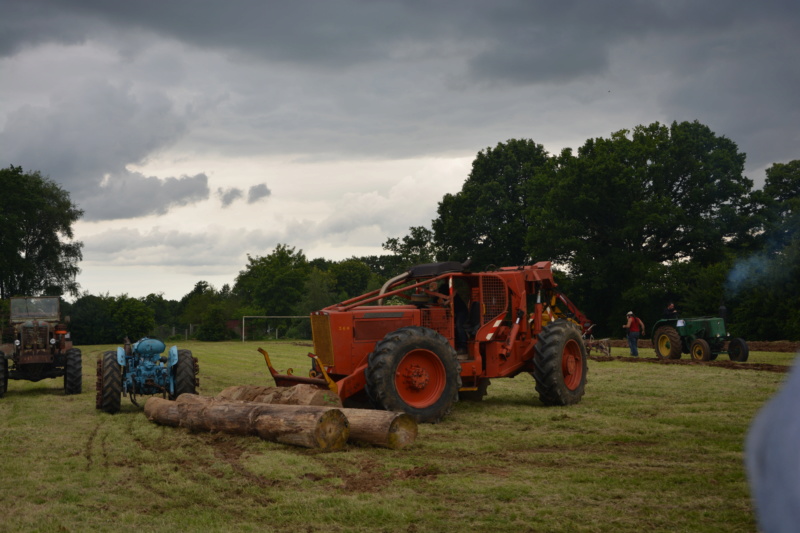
623 312 645 357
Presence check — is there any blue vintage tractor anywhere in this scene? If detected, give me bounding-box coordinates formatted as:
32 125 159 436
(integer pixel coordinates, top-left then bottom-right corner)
96 337 198 413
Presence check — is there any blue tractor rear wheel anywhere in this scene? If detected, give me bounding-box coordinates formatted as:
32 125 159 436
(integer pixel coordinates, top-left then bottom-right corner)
171 349 198 400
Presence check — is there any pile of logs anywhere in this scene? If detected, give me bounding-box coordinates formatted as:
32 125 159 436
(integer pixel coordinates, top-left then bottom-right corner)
144 385 418 451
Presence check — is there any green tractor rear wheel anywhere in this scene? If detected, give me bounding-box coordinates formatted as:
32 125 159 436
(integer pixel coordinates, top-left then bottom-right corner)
653 327 682 359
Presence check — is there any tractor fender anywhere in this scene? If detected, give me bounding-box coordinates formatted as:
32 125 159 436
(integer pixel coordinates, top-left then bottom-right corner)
116 347 127 367
167 346 179 367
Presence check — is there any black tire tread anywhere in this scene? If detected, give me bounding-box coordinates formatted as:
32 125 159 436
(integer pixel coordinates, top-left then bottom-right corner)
365 326 461 423
172 349 198 399
532 320 587 406
653 326 682 360
64 348 82 395
97 351 122 413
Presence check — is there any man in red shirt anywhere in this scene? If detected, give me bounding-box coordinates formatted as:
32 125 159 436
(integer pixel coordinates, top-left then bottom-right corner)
624 311 645 357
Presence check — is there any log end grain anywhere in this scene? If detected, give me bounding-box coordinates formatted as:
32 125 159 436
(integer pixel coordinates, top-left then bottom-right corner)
386 413 418 450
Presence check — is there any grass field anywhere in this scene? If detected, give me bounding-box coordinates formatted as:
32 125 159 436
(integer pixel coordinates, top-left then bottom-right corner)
0 341 794 532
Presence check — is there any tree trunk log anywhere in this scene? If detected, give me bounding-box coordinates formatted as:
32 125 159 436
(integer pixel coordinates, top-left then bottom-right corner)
338 408 417 449
216 384 342 407
144 395 349 450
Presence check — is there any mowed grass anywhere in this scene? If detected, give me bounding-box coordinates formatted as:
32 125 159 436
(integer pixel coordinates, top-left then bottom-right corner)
0 340 794 532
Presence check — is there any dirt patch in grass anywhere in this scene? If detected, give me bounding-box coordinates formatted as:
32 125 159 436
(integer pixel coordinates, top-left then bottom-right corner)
589 354 790 373
609 339 800 353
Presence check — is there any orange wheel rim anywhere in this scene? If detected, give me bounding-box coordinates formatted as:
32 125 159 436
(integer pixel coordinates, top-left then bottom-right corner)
561 339 583 390
394 348 446 408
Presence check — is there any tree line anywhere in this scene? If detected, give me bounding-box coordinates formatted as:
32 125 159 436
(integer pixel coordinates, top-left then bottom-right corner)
2 119 798 343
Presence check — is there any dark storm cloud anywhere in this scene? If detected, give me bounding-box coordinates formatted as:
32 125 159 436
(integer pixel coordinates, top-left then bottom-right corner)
1 0 799 194
0 75 209 219
247 183 271 204
80 171 210 220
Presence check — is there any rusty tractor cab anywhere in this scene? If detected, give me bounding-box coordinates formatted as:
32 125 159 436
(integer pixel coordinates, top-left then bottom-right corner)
261 261 589 422
0 296 82 397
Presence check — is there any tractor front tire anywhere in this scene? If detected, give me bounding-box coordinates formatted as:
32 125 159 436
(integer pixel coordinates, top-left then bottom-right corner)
64 348 83 395
96 351 122 414
171 349 199 399
690 339 712 361
0 354 7 398
728 338 750 362
653 327 682 359
365 326 461 423
532 320 587 406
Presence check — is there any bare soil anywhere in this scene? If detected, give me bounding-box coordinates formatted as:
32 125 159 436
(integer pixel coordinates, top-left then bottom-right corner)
588 354 790 373
609 338 800 353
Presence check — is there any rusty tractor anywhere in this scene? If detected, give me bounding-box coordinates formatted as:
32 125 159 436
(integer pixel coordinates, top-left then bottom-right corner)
260 260 591 423
0 296 82 397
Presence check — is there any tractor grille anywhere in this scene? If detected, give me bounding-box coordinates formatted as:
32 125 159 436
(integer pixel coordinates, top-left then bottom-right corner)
311 314 334 366
482 276 507 323
22 325 48 350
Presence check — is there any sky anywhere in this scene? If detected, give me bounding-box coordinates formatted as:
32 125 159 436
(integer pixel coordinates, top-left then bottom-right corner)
1 0 798 301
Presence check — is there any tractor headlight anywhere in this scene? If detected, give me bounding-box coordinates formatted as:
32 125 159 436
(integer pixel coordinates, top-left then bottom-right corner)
50 338 57 345
14 340 21 346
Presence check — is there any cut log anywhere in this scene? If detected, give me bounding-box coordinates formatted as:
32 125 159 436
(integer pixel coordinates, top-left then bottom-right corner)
145 393 418 450
339 408 417 450
144 395 349 450
216 384 342 407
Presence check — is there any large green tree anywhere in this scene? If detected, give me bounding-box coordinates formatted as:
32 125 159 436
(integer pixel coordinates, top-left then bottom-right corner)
725 160 800 340
233 244 310 316
526 121 756 333
432 139 550 268
0 166 83 298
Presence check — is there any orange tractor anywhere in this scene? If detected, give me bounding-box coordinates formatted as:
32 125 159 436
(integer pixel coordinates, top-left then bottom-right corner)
261 261 590 422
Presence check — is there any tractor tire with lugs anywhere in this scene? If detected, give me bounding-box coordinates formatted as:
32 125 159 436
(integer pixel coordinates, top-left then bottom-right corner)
653 326 682 359
171 349 198 399
0 355 7 398
690 338 712 361
532 320 587 406
365 326 461 423
728 338 749 362
96 351 122 414
64 348 82 395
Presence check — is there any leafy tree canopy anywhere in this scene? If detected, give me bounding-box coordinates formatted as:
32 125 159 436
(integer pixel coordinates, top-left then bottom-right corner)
432 139 550 268
233 244 310 316
0 166 83 299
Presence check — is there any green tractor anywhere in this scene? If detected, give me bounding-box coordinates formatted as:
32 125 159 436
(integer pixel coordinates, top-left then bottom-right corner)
651 317 749 362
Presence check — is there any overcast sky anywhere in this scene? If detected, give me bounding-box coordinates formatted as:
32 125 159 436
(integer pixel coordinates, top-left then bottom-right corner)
1 0 798 301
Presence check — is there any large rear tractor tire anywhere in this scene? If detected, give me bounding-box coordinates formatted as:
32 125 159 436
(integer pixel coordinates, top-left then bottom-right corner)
728 338 750 362
653 327 682 360
532 320 587 406
96 351 122 414
0 354 7 398
171 349 199 399
64 348 83 395
690 339 712 361
365 326 462 423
